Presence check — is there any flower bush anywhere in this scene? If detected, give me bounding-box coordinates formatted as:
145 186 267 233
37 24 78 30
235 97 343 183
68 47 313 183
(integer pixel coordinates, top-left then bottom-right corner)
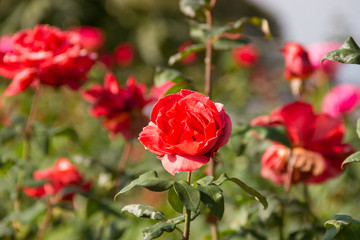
0 25 97 96
0 2 360 240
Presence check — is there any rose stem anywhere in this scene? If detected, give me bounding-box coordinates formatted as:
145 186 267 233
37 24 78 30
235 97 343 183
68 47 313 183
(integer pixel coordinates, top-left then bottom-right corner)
182 171 192 240
24 84 41 160
204 1 219 240
279 201 285 240
35 200 53 240
13 85 42 231
113 140 132 193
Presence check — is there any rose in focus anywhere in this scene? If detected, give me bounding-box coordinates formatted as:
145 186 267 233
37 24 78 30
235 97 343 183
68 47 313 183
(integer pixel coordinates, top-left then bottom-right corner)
0 25 96 96
139 90 232 175
252 101 353 185
82 72 151 139
23 158 91 203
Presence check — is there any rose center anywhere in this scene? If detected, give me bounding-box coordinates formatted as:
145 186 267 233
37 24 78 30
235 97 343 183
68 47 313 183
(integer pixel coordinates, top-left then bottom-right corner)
289 147 326 183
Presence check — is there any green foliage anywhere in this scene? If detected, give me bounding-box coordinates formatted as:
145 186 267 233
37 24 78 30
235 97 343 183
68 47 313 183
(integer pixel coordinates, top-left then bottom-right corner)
142 222 177 240
229 124 291 156
168 187 184 213
323 215 360 240
173 180 201 212
197 183 224 220
179 0 208 18
153 67 192 95
322 37 360 65
214 173 268 210
342 151 360 168
115 171 174 199
168 44 205 65
121 204 166 221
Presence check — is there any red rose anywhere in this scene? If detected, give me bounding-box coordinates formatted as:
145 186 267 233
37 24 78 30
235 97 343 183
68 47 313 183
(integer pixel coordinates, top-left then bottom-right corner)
232 44 259 67
281 42 313 80
114 42 134 67
0 25 96 96
23 158 91 202
68 26 105 51
139 90 232 175
252 101 353 184
82 72 150 139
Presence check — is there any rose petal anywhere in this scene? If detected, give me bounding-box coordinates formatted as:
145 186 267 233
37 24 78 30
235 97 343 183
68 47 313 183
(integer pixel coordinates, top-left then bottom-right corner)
139 122 172 155
5 68 38 96
104 72 121 94
160 154 209 175
214 102 232 149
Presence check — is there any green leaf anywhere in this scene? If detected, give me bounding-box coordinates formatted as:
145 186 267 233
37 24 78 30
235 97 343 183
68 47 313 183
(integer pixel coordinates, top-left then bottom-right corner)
357 118 360 139
196 176 214 185
322 37 360 65
49 126 79 142
212 38 249 50
142 222 176 240
168 43 205 65
154 67 190 86
207 17 272 40
173 180 200 212
114 171 173 200
342 151 360 168
168 187 184 213
168 211 200 225
197 184 224 220
251 125 292 148
179 0 207 18
213 173 268 209
121 204 166 221
323 215 360 240
0 126 17 144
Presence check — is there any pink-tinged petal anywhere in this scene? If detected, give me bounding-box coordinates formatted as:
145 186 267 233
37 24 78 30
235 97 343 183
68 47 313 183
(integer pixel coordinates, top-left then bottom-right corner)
23 186 46 198
5 68 38 96
139 122 171 155
33 168 52 180
307 42 341 77
104 72 121 94
160 154 209 175
149 81 176 99
322 84 360 118
213 102 232 149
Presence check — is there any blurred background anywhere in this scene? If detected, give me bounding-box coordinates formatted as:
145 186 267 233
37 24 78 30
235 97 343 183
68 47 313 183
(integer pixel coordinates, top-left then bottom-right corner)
0 0 360 239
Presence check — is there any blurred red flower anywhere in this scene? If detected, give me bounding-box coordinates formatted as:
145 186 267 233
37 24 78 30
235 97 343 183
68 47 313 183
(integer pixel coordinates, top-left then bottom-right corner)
23 158 91 202
139 90 232 175
0 25 97 96
82 72 150 139
178 42 197 65
252 101 353 185
322 84 360 118
232 44 259 67
68 26 105 51
281 42 313 80
114 42 134 67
